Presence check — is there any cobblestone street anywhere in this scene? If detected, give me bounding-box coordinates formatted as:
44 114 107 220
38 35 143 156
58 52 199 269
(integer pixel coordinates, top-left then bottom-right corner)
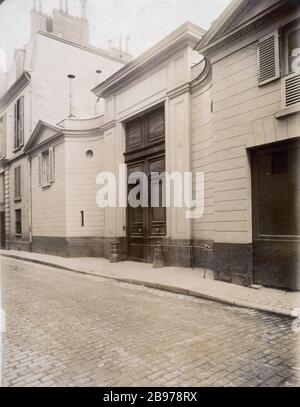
1 257 300 387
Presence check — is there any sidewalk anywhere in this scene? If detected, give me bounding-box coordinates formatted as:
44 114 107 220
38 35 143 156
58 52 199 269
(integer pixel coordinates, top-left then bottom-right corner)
1 249 299 318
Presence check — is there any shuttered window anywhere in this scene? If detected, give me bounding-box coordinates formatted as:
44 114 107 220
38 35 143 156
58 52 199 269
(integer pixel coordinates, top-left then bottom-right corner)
15 209 22 236
258 31 280 86
39 148 55 187
14 166 21 200
283 72 300 108
14 96 24 150
0 114 6 157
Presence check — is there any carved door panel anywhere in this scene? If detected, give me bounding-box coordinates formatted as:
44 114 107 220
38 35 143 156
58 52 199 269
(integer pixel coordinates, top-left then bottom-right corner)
126 106 166 263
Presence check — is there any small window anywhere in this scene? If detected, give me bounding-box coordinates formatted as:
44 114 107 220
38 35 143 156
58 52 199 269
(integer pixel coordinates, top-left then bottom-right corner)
14 166 21 200
14 96 24 150
15 209 22 236
86 149 94 158
81 211 84 227
272 151 288 174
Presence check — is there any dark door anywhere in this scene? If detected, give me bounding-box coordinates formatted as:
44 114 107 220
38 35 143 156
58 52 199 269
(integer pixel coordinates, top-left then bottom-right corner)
125 106 166 263
252 139 300 290
0 212 5 249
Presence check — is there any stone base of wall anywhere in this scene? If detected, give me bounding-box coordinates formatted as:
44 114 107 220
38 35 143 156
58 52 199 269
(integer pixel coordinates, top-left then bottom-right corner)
9 239 31 252
31 236 110 258
11 235 254 288
213 243 253 287
159 240 252 286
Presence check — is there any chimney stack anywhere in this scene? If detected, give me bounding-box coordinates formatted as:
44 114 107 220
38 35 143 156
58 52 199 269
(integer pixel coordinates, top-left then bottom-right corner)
80 0 87 19
38 0 43 13
65 0 69 14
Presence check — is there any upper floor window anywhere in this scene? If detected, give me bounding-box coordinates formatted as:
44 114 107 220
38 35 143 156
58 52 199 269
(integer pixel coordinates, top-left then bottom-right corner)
258 20 300 86
0 113 6 158
283 20 300 75
258 20 300 109
14 166 21 201
38 148 54 187
14 96 24 151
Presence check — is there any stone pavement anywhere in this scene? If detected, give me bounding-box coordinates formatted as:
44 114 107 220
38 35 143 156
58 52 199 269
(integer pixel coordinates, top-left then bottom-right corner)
1 257 300 387
1 249 300 318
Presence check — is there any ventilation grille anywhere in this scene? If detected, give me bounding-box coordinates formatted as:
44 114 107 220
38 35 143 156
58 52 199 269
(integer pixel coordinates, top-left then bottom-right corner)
258 32 280 85
283 73 300 108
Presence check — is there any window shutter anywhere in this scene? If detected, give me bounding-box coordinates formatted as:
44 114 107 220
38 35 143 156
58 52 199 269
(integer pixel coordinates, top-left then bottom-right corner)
14 167 17 198
18 167 21 198
1 113 6 157
38 154 42 186
19 96 24 146
258 31 280 86
14 167 21 198
14 102 18 149
49 147 54 183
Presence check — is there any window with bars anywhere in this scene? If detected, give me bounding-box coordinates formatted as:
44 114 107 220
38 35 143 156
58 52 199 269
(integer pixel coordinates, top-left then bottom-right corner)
14 96 24 150
14 166 21 200
15 209 22 236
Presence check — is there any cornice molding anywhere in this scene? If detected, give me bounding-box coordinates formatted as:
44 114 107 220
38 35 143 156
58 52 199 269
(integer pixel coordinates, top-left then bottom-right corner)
167 82 191 100
37 31 128 66
93 22 205 98
0 72 31 113
197 1 294 58
190 59 212 94
101 120 116 132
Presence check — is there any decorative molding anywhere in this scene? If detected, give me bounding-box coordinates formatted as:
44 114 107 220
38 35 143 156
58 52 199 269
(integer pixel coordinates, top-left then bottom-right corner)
0 72 31 113
93 22 205 98
197 2 295 58
24 120 60 152
275 105 300 119
167 82 191 100
102 120 116 132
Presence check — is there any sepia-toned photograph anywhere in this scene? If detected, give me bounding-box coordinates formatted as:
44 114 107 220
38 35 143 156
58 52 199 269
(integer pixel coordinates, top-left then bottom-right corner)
0 0 300 395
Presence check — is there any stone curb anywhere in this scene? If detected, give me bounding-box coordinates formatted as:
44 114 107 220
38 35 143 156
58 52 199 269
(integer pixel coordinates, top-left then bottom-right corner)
1 253 296 319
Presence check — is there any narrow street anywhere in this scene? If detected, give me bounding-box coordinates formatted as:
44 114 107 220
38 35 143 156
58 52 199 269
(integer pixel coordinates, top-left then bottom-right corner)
1 257 299 387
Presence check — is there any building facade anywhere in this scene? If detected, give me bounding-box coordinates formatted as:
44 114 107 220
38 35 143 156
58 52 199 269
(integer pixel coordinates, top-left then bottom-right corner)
93 0 300 291
0 1 130 254
1 0 299 292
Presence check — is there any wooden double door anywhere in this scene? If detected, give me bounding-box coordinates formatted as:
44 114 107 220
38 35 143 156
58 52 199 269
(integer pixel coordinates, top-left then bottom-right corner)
251 139 300 290
125 106 166 263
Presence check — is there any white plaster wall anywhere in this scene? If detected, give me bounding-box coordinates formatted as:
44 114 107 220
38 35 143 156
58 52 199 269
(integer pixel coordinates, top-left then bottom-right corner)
191 83 214 242
30 33 124 127
64 134 105 238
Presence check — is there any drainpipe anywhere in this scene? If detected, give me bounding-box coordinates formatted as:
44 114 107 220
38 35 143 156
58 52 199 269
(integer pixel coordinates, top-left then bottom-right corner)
28 155 33 251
